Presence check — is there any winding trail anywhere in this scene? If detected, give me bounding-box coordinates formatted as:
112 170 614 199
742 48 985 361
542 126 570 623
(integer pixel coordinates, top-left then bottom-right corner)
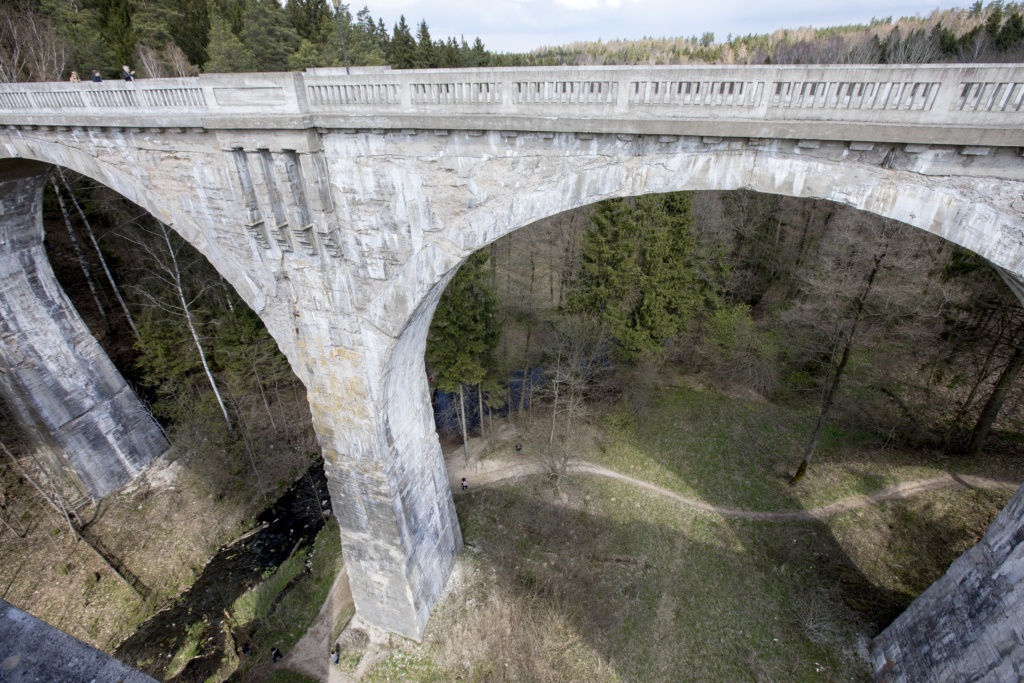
281 455 1020 681
449 457 1022 521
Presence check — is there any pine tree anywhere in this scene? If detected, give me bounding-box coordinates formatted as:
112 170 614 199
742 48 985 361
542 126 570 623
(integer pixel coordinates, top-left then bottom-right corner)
389 15 416 68
171 0 210 67
286 0 330 42
98 0 136 68
205 14 256 72
427 251 501 457
414 20 436 68
242 0 300 72
567 192 704 362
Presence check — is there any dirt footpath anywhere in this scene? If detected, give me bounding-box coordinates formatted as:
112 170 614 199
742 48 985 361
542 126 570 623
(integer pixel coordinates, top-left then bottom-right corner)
279 565 353 681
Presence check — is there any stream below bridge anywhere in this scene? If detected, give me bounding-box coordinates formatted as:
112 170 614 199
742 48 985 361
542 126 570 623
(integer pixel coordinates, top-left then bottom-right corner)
114 461 331 682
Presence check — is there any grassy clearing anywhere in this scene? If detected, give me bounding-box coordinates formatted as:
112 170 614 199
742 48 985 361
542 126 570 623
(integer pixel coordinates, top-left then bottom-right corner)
361 476 872 682
827 486 1014 617
592 382 1023 513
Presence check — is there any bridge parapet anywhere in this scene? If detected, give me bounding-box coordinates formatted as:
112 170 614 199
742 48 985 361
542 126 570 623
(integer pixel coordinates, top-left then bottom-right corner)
2 65 1024 146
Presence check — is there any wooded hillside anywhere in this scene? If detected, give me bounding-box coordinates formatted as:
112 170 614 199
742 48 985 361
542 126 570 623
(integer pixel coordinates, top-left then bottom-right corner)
4 1 1024 83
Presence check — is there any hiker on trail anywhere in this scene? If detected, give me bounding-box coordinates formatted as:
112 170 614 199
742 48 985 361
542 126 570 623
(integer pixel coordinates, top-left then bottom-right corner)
121 65 135 81
515 443 522 456
90 69 102 82
331 647 339 665
270 646 282 662
461 478 468 491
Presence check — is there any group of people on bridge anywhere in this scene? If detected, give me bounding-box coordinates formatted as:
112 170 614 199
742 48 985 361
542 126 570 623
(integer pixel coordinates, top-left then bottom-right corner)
67 66 136 83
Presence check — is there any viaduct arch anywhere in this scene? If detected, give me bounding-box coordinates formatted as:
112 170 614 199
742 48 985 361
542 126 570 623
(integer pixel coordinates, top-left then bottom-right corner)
2 65 1024 679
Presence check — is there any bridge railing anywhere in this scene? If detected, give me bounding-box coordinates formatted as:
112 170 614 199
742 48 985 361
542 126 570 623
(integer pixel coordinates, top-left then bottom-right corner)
2 65 1023 146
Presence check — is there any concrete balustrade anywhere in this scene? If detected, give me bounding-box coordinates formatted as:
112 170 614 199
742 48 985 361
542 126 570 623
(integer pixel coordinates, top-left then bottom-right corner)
2 65 1024 145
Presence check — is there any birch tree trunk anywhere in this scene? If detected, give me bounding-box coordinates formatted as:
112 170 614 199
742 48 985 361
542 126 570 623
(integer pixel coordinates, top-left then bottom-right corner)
159 224 234 432
51 180 108 326
58 170 139 337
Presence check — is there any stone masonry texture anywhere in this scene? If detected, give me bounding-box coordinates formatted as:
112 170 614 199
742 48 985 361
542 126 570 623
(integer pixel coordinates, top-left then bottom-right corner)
0 159 168 500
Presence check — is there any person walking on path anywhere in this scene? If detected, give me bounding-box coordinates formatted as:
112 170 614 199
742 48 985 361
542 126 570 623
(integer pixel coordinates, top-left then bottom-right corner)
90 69 102 82
270 646 282 663
461 478 468 491
121 65 135 81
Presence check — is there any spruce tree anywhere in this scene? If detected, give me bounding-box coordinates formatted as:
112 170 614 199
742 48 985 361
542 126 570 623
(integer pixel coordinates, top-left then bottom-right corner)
414 20 436 68
99 0 136 68
389 15 416 68
427 251 501 456
568 192 705 362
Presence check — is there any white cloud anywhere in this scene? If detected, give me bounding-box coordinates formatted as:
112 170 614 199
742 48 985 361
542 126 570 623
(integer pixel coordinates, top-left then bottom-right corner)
552 0 634 11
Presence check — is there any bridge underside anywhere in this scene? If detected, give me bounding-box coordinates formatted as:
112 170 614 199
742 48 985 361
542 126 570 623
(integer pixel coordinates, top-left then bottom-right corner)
0 159 167 499
0 120 1023 657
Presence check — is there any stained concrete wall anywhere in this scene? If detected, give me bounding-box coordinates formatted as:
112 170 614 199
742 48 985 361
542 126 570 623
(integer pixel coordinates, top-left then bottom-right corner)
1 71 1024 644
0 598 156 683
0 159 168 499
872 483 1024 681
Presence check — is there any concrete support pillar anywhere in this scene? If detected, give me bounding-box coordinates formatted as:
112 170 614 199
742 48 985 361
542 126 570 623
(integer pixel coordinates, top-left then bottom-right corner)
0 160 168 499
290 276 461 640
871 482 1024 681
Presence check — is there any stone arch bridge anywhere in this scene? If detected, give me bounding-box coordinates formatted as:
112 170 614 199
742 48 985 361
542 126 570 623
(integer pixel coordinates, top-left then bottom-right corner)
2 64 1024 680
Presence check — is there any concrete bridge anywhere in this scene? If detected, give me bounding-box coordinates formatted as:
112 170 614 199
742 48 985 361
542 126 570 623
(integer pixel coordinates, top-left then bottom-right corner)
2 64 1024 680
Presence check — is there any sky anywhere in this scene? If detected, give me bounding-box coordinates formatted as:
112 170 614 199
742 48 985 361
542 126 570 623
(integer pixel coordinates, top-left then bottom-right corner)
357 0 976 53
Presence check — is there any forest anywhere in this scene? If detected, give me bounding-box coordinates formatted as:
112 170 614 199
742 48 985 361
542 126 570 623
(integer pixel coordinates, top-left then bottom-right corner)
1 1 1024 681
5 0 1024 83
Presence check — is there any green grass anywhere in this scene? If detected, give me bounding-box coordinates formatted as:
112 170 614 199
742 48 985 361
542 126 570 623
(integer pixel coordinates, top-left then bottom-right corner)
165 621 206 680
250 517 343 653
229 518 344 682
332 601 356 646
431 477 871 682
231 549 310 626
365 651 444 683
591 383 1010 514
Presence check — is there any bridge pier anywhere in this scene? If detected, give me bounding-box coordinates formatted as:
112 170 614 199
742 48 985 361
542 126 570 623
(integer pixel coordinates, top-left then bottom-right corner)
283 268 462 640
0 159 168 499
872 482 1024 681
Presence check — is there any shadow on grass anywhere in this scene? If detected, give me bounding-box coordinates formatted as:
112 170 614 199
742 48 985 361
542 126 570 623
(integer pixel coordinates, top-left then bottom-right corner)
446 467 978 683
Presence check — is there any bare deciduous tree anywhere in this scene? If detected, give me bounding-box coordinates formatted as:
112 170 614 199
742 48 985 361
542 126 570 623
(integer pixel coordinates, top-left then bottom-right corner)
121 221 234 432
541 316 613 489
785 215 921 483
0 2 68 83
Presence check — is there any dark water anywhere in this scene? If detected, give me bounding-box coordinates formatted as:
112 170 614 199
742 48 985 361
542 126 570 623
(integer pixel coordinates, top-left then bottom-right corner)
115 461 330 682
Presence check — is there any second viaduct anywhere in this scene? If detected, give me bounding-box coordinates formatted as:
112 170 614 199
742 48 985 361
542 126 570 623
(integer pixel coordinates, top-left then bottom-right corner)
2 64 1024 680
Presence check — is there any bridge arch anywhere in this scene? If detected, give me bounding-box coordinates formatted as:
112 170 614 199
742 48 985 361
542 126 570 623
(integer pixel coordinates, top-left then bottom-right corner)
0 139 272 319
2 106 1024 654
373 135 1024 446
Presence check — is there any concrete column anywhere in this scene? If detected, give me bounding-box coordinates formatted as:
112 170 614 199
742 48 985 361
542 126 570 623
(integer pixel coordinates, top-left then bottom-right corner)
871 482 1024 681
0 160 168 500
286 272 461 640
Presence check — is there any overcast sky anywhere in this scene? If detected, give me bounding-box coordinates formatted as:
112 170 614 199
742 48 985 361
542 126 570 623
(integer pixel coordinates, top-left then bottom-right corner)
359 1 973 53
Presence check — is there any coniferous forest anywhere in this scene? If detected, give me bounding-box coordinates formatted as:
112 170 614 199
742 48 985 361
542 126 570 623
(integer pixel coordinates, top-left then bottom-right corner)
2 2 1024 681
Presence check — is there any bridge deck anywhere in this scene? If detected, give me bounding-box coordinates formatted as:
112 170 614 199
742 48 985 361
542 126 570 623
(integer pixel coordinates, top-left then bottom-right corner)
2 65 1024 146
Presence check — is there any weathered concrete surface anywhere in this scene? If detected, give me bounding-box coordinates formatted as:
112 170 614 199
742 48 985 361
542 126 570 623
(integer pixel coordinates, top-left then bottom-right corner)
1 67 1024 643
872 483 1024 682
0 159 168 499
0 598 156 682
